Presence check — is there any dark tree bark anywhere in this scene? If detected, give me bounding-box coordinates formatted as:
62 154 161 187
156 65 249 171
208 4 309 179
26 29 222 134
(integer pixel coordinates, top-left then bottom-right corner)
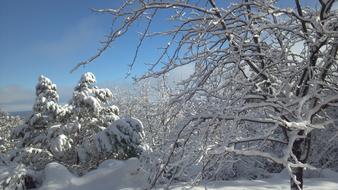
291 130 305 190
291 127 313 190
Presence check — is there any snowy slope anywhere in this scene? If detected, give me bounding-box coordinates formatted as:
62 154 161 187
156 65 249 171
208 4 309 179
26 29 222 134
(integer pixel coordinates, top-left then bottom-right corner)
39 158 147 190
38 158 338 190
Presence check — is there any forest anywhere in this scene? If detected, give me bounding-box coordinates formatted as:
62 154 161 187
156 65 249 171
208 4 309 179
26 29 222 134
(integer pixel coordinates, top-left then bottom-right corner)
1 0 338 190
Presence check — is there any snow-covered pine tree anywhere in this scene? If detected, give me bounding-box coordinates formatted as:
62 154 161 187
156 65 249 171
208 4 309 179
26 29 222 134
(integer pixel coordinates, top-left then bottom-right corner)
10 73 145 174
11 75 72 169
70 72 118 131
69 72 144 168
32 75 70 125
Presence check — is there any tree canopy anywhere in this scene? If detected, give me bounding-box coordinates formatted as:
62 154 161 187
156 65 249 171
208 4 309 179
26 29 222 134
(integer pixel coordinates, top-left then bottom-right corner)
73 1 338 189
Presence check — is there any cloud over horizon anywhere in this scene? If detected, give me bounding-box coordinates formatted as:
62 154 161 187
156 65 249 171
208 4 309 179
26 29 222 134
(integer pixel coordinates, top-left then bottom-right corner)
0 85 34 112
0 84 74 112
0 80 129 112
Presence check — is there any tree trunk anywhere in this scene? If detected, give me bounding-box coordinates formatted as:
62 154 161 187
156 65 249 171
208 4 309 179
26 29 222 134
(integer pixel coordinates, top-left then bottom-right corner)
290 131 304 190
290 166 303 190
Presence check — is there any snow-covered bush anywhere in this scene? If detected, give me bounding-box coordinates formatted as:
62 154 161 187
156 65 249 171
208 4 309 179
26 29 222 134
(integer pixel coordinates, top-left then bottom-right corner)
308 122 338 172
78 117 144 165
0 154 41 190
0 110 22 153
0 164 40 190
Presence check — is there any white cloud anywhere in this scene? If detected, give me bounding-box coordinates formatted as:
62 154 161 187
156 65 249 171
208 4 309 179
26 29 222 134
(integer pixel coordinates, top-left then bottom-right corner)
0 85 34 112
58 85 74 105
0 85 74 112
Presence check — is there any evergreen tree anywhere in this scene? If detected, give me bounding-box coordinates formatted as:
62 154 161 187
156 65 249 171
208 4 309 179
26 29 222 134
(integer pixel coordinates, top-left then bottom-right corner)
11 75 69 169
11 73 145 172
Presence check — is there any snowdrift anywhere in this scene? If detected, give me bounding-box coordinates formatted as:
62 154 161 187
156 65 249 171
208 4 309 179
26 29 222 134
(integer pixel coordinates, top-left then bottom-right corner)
37 158 338 190
39 158 147 190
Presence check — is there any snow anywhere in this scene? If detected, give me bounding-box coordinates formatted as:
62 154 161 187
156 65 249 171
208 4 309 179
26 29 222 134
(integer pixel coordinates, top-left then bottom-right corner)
80 72 96 84
39 158 147 190
168 178 338 190
167 169 338 190
49 134 72 157
37 158 338 190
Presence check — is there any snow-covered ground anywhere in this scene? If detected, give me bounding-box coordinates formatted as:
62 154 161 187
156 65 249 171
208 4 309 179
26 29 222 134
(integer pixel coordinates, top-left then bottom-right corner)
38 158 338 190
39 158 147 190
168 178 338 190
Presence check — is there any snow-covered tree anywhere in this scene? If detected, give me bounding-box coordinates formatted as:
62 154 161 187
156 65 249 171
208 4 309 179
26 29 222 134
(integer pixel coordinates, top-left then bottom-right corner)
74 0 338 189
11 76 66 169
69 72 119 139
71 72 118 122
68 72 132 168
11 73 145 173
69 73 144 168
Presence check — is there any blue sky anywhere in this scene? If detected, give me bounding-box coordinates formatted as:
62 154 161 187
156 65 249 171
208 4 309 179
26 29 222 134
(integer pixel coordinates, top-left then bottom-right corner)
0 0 157 111
0 0 329 112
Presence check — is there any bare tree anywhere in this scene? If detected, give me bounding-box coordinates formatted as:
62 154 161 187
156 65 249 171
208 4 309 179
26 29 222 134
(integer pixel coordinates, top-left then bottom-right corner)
73 0 338 189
